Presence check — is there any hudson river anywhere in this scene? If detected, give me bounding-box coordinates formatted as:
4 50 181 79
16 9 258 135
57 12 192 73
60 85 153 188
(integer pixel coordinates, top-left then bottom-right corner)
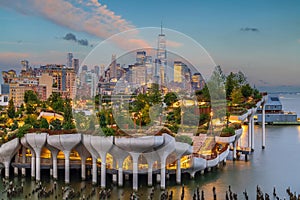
1 93 300 199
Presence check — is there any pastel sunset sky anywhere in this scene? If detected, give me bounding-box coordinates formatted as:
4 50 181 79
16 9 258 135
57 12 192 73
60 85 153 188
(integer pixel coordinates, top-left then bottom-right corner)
0 0 300 87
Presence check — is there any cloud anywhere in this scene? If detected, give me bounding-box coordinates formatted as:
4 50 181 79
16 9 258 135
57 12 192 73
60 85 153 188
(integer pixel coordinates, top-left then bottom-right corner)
240 27 259 32
0 0 149 49
62 32 89 46
63 33 77 41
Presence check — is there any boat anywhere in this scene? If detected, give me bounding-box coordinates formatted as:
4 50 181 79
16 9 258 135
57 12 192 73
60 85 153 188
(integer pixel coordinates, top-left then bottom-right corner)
255 96 300 125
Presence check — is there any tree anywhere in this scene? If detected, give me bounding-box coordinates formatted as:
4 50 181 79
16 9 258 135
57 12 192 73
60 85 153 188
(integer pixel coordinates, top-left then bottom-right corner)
16 124 31 138
40 118 49 129
26 103 36 114
206 66 226 100
11 120 18 131
24 115 39 128
98 112 107 127
48 92 64 112
50 119 62 130
241 83 253 98
225 72 237 99
148 83 162 105
24 90 39 104
164 92 178 106
236 71 247 86
231 88 244 105
253 88 262 99
63 98 75 130
7 98 15 119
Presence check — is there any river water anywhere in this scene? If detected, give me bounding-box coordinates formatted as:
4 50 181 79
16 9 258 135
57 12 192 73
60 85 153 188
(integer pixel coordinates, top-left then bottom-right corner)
1 93 300 199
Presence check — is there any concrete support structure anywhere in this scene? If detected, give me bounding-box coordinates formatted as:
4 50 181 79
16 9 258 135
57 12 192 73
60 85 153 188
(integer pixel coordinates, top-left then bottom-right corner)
100 153 107 188
176 159 181 184
20 138 35 178
262 104 266 149
21 147 26 176
233 141 237 161
25 133 47 182
46 145 59 180
0 138 20 179
90 136 113 188
64 151 70 184
82 135 99 185
3 161 10 178
92 157 97 184
47 134 81 184
131 153 140 191
75 144 90 181
248 116 252 149
81 158 86 181
31 155 35 178
251 116 255 151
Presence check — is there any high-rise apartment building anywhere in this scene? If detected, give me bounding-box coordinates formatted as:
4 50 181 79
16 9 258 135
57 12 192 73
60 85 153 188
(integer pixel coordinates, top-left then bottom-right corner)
67 53 73 68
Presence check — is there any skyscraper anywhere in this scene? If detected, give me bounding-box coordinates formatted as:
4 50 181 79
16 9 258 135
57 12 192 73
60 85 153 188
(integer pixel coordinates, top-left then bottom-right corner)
110 54 117 80
72 58 79 75
174 61 187 83
136 51 146 65
21 60 29 71
67 53 73 68
156 24 167 85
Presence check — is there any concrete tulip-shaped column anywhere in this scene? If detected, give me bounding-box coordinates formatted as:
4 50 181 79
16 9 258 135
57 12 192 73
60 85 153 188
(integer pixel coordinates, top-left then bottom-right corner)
129 152 140 191
251 108 256 151
262 103 266 149
75 144 91 181
115 135 164 190
47 134 81 184
247 116 252 149
174 142 192 184
0 138 20 179
157 134 176 190
21 137 35 178
109 145 128 187
25 133 47 181
46 144 59 179
144 151 159 187
82 134 99 185
21 146 26 176
91 136 113 188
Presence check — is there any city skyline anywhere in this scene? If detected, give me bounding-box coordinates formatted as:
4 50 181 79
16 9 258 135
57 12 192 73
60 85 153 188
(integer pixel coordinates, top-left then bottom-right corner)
0 0 300 87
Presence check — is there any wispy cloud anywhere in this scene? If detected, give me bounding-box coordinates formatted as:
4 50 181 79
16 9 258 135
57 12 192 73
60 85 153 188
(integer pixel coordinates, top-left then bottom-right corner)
0 0 149 49
240 27 259 32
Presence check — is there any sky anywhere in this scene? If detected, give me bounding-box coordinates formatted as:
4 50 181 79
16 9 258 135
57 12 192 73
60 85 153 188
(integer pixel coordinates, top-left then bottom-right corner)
0 0 300 88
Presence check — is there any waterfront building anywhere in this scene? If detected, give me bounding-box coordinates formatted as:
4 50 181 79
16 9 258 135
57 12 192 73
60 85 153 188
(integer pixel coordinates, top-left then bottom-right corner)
256 95 298 124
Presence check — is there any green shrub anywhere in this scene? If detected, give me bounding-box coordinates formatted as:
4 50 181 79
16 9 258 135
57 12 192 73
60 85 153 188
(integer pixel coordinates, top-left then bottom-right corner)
220 127 235 137
229 122 242 130
17 124 31 138
175 135 193 145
